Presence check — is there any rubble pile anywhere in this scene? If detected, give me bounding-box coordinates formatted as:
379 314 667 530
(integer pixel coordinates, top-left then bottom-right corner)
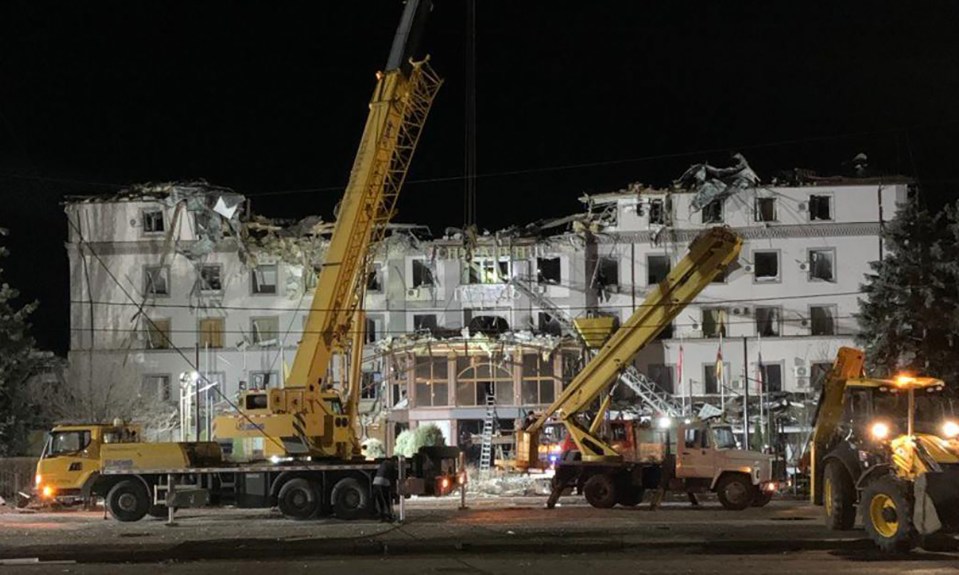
467 471 552 497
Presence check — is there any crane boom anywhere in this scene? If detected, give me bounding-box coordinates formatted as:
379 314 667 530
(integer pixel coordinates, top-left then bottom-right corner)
519 227 742 464
214 0 442 460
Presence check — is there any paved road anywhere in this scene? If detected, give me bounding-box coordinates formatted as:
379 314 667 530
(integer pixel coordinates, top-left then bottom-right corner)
1 497 957 572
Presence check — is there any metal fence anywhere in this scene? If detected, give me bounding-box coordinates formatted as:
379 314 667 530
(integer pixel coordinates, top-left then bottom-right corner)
0 458 38 501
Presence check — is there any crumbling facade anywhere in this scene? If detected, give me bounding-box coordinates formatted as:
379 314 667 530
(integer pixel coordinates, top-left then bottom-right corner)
64 169 913 455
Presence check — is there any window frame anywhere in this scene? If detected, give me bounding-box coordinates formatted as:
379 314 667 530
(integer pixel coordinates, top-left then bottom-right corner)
646 254 670 286
701 307 728 338
250 371 279 390
250 264 278 296
808 248 836 283
752 249 781 283
703 362 730 395
597 256 619 289
536 256 562 285
647 363 675 394
808 194 833 222
141 374 172 402
521 353 556 405
809 304 838 336
759 362 784 393
144 318 171 350
199 263 223 294
754 306 782 337
411 259 434 288
702 199 724 224
754 197 777 223
144 265 171 297
198 317 225 349
250 316 280 347
140 207 166 235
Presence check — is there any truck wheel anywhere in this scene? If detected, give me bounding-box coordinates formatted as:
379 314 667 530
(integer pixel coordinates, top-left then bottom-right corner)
617 486 644 507
583 474 617 509
823 461 856 530
716 474 752 511
278 478 320 520
751 490 772 507
331 477 369 520
106 480 150 522
862 476 917 553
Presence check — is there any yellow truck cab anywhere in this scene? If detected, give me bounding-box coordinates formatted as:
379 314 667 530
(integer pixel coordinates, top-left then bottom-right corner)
35 421 141 505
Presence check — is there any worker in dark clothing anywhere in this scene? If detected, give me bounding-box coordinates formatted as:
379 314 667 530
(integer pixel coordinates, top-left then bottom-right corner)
373 457 398 522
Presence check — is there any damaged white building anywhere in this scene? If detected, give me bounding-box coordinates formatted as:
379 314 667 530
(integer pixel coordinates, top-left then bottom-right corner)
64 165 914 455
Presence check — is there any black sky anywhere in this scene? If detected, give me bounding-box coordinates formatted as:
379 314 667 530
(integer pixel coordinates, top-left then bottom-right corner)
2 1 959 354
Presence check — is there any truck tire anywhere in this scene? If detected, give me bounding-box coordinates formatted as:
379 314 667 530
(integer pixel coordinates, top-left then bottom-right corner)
278 478 320 520
823 461 856 530
617 486 645 507
106 480 150 522
751 490 772 507
331 477 369 520
583 474 617 509
716 474 752 511
862 475 917 553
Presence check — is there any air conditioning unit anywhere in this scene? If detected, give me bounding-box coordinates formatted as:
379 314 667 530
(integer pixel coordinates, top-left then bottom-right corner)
732 378 743 390
744 264 754 273
798 202 807 211
793 365 809 378
796 377 810 389
534 284 548 294
406 288 419 298
799 262 809 271
732 307 742 315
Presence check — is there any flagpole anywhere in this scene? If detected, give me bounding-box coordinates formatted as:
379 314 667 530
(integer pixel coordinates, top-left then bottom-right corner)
678 337 685 415
719 330 725 413
757 332 765 450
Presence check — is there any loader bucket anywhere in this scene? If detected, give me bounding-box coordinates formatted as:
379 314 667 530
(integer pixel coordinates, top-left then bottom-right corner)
914 466 959 535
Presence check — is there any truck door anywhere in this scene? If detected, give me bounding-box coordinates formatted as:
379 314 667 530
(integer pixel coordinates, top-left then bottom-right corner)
676 423 715 479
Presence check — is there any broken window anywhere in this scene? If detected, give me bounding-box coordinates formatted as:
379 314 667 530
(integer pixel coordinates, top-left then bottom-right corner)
810 305 836 335
759 363 783 393
413 314 437 332
754 197 777 222
462 308 473 327
144 266 170 297
360 371 380 400
455 358 512 406
538 312 562 336
809 249 835 282
199 317 225 349
597 257 619 289
522 354 556 405
141 209 165 234
199 264 222 293
809 195 832 221
536 257 561 285
144 318 171 349
466 258 509 284
648 364 674 394
250 371 278 390
251 316 279 346
655 321 674 340
647 254 670 285
811 362 832 390
755 306 781 337
701 308 727 338
412 260 434 288
141 375 172 402
251 264 277 295
703 362 729 395
648 199 665 225
753 251 779 281
367 263 384 292
702 199 724 224
414 357 449 407
365 316 378 343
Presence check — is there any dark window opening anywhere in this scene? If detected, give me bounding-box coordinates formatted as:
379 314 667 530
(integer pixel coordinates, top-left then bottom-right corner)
142 209 165 233
701 308 727 338
809 195 832 221
759 364 783 393
468 315 509 336
414 314 438 332
702 199 723 224
754 252 779 281
367 264 383 292
538 312 562 336
648 364 674 394
647 255 670 285
597 257 619 288
412 260 434 287
648 199 665 225
755 307 781 337
655 321 674 340
809 250 835 282
200 265 222 292
811 362 832 390
251 265 277 295
365 317 377 343
810 305 836 335
537 257 561 284
755 197 777 222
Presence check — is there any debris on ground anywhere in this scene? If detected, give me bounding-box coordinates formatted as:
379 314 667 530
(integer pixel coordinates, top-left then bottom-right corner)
467 472 553 497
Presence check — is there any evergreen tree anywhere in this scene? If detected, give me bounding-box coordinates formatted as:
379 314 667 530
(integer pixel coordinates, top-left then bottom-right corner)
857 198 959 384
0 243 41 456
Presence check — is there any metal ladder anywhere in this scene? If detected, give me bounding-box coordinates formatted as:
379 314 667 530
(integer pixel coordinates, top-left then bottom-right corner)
478 394 496 474
511 276 684 417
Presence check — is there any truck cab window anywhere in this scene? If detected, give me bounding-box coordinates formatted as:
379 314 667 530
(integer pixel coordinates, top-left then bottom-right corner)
47 431 91 457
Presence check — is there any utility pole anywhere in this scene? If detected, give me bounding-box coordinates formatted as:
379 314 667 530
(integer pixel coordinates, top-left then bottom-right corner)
742 336 749 449
195 343 201 441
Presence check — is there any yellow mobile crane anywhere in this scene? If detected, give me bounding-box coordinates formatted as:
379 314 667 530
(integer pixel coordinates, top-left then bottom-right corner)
512 228 780 509
213 0 442 461
34 0 462 522
809 347 959 552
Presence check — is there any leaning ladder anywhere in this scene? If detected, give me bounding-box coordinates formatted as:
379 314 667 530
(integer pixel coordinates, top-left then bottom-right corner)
510 276 684 417
478 394 496 474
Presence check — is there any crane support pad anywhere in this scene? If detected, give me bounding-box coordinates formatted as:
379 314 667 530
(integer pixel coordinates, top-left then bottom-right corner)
916 466 959 533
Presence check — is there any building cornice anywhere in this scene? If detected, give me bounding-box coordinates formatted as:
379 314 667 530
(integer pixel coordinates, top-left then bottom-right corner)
600 222 882 244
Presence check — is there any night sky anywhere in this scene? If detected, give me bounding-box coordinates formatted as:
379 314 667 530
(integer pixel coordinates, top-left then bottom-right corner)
2 1 958 354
